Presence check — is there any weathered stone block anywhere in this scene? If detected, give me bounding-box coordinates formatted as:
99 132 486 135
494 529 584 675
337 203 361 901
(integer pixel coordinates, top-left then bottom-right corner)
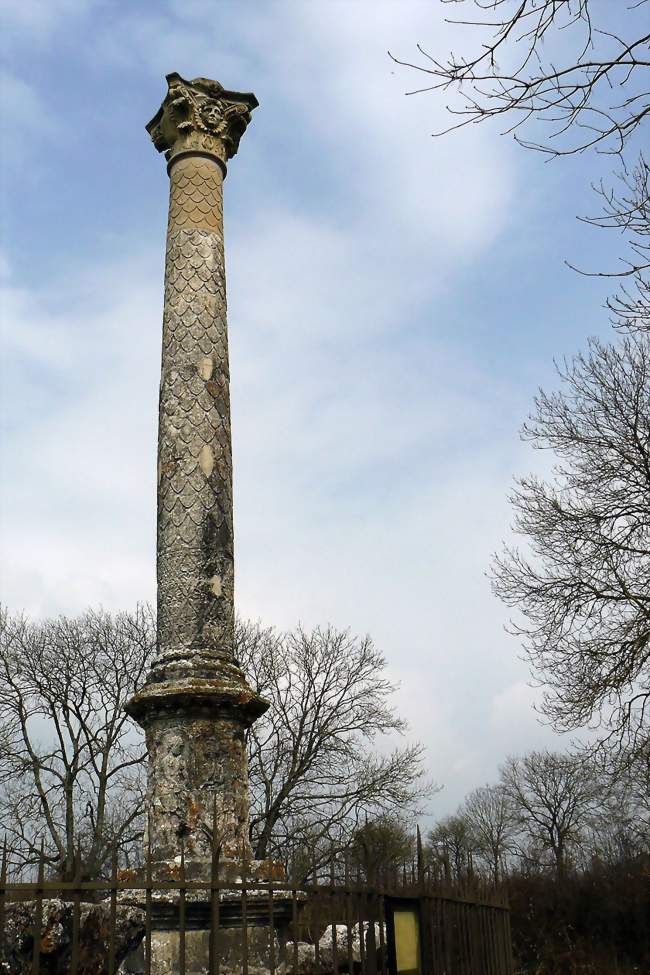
1 898 144 975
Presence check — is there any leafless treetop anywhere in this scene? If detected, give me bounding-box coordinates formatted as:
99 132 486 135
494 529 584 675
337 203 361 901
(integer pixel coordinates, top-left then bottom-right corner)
391 0 649 158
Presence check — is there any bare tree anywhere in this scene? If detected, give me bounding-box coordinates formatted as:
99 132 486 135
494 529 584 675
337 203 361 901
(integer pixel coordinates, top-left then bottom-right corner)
0 609 431 877
392 11 650 762
462 784 518 883
500 750 600 875
492 333 650 765
391 1 650 159
427 813 477 882
578 156 650 331
348 814 415 880
235 620 434 863
440 751 649 968
585 749 650 863
0 606 154 879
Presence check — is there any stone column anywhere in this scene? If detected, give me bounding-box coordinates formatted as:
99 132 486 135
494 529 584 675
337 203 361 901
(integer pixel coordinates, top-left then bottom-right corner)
126 73 268 879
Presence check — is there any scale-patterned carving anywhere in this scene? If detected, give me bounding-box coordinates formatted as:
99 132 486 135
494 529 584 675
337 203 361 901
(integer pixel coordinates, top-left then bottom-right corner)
156 154 235 661
167 156 224 233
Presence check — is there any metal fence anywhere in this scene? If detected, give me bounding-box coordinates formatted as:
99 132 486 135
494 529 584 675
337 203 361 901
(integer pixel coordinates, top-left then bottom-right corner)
0 842 513 975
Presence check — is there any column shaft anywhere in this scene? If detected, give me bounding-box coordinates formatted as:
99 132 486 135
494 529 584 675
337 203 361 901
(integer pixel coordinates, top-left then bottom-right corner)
156 154 234 670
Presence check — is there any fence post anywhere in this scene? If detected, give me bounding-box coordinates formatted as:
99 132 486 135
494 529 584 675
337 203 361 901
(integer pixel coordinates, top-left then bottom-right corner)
209 797 221 975
355 861 367 975
0 838 6 966
179 839 186 975
377 865 387 975
145 825 152 975
108 848 118 975
312 847 321 974
344 850 355 975
31 845 44 975
269 871 276 975
69 842 81 975
330 854 339 975
291 853 299 975
504 907 514 974
242 838 249 975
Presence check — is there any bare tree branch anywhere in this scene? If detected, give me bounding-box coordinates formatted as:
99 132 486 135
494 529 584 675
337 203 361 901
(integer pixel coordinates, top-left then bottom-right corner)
235 620 436 863
391 1 649 158
491 334 650 766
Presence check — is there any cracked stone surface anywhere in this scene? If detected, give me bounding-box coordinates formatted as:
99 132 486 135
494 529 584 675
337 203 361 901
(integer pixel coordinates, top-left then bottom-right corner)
147 713 250 863
0 899 145 975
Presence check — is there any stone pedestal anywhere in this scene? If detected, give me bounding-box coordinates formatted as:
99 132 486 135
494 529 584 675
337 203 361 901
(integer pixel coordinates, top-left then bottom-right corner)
148 897 294 975
127 676 267 871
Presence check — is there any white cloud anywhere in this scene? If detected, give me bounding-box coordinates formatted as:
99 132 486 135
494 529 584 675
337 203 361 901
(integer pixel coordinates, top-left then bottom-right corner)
79 0 516 256
0 0 574 815
279 0 516 250
0 193 538 812
0 70 56 168
0 0 95 43
0 252 160 617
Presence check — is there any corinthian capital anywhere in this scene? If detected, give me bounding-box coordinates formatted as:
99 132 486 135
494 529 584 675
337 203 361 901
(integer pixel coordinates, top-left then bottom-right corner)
146 72 258 168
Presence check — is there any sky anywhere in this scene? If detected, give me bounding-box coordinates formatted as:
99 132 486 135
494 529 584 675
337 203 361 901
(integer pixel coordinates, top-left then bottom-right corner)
0 0 630 818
